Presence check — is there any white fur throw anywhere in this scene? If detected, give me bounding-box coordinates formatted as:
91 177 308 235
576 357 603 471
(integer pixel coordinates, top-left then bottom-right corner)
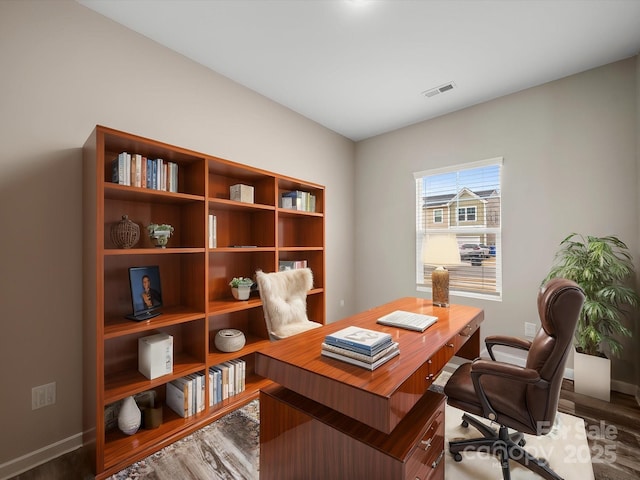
255 268 322 339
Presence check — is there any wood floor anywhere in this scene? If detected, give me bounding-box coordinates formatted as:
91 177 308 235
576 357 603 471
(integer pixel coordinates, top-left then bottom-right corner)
558 379 640 480
10 380 640 480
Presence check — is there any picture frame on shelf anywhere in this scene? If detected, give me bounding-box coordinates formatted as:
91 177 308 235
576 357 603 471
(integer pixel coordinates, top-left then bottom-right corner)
126 265 163 321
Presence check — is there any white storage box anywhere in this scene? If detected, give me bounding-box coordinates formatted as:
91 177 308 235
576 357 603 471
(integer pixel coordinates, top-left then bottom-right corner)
230 184 254 203
138 333 173 380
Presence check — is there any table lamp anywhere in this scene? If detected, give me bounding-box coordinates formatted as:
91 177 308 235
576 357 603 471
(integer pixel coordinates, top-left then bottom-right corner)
422 234 461 307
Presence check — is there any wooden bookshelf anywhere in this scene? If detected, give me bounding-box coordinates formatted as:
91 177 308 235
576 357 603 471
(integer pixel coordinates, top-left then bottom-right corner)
83 125 325 478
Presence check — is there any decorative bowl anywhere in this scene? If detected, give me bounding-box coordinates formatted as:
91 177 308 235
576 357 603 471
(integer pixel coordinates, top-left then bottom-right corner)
215 329 246 352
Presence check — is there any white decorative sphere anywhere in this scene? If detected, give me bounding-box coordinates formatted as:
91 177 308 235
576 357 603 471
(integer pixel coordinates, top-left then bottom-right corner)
215 329 246 352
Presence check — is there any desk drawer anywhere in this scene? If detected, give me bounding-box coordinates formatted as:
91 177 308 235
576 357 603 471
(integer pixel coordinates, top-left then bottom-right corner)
406 396 445 480
424 348 449 387
457 316 481 346
441 317 481 359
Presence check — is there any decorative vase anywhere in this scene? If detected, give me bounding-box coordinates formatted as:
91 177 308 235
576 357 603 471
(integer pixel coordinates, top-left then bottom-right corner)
215 329 246 352
118 396 141 435
231 286 251 300
149 230 171 248
111 215 140 249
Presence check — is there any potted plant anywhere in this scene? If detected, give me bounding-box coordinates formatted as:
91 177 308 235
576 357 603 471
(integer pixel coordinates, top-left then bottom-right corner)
544 233 639 401
229 277 254 301
147 223 174 248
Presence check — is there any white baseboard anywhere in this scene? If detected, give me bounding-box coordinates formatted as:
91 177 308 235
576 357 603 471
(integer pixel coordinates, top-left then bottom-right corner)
0 432 82 480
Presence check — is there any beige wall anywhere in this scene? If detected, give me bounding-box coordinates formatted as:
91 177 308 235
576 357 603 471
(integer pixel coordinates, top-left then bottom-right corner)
355 57 639 383
0 0 355 471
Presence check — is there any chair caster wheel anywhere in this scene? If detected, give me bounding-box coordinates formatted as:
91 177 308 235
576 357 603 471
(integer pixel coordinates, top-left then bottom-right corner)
453 453 463 462
518 439 526 447
461 420 469 428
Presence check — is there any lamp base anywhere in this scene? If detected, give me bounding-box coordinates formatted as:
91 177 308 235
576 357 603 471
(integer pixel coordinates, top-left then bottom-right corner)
431 267 450 307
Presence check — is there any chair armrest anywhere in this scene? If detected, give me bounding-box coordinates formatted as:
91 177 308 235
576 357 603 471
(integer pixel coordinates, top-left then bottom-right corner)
485 335 532 361
469 359 547 421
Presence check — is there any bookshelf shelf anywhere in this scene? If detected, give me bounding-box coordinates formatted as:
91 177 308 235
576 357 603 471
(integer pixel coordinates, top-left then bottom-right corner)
104 307 205 339
84 125 325 478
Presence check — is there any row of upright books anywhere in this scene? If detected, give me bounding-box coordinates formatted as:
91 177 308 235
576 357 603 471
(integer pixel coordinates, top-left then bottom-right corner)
166 372 205 418
279 259 308 271
280 190 316 212
321 326 400 371
209 359 246 407
165 359 246 418
111 151 179 193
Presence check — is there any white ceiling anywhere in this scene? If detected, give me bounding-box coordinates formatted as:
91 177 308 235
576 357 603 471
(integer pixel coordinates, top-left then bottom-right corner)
78 0 640 141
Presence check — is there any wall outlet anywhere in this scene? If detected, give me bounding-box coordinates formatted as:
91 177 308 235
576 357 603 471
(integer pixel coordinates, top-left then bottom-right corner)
32 382 56 410
524 322 537 338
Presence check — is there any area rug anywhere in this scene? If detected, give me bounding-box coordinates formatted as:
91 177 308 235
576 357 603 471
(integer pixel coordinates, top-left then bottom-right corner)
107 401 259 480
445 404 594 479
110 378 593 480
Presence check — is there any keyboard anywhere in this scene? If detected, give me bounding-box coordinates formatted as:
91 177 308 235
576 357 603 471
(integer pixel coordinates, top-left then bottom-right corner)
376 310 438 332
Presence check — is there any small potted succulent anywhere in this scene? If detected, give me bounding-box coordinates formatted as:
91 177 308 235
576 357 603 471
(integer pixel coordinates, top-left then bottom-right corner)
229 277 254 300
147 223 174 248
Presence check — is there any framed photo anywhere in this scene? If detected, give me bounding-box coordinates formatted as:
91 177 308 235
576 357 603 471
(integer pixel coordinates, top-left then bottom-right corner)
127 265 163 321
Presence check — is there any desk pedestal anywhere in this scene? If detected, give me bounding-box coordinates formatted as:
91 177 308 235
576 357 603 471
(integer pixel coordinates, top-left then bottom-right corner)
260 385 445 480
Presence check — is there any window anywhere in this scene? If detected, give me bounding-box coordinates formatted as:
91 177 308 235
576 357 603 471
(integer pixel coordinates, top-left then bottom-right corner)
415 157 502 301
458 206 476 222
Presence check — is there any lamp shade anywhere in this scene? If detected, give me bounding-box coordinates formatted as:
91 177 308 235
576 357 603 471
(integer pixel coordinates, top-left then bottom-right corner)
422 234 461 266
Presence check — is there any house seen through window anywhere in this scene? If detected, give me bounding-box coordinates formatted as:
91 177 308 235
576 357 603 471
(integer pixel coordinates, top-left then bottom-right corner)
415 158 503 301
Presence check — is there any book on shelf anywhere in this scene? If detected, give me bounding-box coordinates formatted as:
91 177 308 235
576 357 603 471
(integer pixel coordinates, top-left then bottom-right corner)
321 341 399 364
280 190 316 212
376 310 438 332
279 259 307 271
172 376 194 417
321 344 400 371
324 326 393 356
166 379 189 418
111 152 129 186
187 372 205 414
209 366 222 406
208 215 217 248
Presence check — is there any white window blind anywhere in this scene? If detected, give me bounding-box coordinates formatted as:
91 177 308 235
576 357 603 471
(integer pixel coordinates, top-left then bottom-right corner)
415 157 503 301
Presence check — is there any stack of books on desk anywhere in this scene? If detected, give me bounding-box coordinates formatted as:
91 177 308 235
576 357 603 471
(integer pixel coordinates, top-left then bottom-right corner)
321 326 399 371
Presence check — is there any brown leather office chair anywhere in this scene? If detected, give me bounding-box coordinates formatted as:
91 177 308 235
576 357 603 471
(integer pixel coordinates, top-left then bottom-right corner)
444 278 585 480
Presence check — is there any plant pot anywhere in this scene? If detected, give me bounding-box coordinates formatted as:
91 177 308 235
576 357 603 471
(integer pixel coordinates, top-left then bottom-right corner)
574 350 610 402
231 286 251 300
150 230 171 248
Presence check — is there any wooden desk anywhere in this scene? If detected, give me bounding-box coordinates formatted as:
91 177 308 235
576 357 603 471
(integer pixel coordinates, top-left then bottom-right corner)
256 297 483 480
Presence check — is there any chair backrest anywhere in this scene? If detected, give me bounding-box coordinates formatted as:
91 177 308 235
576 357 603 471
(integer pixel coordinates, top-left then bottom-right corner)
255 268 320 340
525 278 585 430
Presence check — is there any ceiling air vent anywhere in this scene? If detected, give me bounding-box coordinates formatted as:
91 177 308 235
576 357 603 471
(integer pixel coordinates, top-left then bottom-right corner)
422 82 456 98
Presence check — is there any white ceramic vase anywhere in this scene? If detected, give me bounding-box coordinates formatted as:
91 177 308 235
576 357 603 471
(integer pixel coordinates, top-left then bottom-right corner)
118 396 141 435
